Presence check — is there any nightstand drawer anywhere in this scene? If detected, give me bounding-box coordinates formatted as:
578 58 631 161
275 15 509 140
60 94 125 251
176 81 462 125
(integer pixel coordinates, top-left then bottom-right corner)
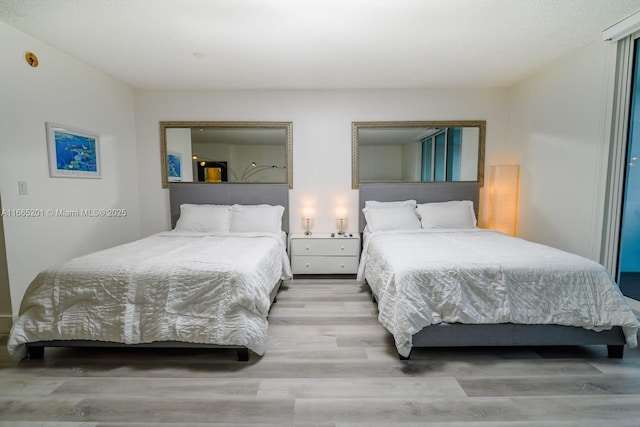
290 238 359 256
292 256 359 274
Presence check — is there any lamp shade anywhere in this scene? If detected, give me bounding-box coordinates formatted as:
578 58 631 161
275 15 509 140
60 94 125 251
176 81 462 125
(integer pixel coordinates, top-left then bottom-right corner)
488 164 519 236
335 207 347 219
302 207 314 219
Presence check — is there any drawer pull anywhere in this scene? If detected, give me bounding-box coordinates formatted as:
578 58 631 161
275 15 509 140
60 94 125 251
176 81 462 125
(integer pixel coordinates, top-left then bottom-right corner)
305 246 310 251
305 262 310 268
341 263 345 268
340 245 345 251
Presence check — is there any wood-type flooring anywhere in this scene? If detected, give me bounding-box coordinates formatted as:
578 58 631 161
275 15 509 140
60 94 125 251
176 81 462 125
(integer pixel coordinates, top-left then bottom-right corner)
2 278 640 426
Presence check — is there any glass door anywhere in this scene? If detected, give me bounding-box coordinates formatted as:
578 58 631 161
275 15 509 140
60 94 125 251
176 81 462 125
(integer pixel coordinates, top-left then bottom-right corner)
618 39 640 299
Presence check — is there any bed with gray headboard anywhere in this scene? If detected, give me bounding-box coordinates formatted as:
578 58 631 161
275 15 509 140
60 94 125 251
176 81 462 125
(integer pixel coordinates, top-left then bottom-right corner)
18 183 289 362
359 182 633 359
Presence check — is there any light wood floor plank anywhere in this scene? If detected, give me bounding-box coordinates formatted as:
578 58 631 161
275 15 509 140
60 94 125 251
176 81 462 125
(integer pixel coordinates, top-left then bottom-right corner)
0 397 295 423
51 378 261 398
269 315 379 326
293 395 640 424
257 377 466 398
1 377 66 397
336 422 640 427
458 374 640 397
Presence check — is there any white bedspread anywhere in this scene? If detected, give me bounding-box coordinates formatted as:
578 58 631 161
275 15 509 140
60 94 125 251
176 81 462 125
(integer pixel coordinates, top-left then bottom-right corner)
358 229 640 357
8 231 292 359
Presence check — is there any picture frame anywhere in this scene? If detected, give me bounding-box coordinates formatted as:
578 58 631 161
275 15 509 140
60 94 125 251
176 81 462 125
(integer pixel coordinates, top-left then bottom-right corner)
167 152 182 182
46 122 101 179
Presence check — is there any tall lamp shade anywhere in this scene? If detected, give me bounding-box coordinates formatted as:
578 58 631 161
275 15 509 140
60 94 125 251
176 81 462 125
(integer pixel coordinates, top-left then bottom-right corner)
488 164 519 236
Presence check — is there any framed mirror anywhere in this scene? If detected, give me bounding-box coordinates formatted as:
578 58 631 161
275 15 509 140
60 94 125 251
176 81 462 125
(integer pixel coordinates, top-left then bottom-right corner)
160 121 293 189
352 121 486 189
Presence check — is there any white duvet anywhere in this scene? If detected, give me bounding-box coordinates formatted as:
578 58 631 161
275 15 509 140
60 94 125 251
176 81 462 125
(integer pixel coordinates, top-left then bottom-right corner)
8 231 292 359
358 229 640 357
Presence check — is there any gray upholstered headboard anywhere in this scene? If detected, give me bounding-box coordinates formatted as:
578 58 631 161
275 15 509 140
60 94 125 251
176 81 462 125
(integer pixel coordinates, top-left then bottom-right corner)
359 182 480 233
169 183 289 232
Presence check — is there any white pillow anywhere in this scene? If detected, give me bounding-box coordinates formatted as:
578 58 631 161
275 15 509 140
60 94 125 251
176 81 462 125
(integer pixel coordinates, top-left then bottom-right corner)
363 205 421 232
364 200 417 209
230 204 285 233
416 200 477 229
174 204 231 232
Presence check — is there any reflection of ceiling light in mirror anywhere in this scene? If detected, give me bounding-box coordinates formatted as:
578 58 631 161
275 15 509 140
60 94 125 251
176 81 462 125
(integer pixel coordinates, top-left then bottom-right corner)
193 52 206 59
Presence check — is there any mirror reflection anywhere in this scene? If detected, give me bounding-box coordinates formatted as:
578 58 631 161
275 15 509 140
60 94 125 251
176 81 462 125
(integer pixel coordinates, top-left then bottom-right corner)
352 121 485 189
160 121 292 188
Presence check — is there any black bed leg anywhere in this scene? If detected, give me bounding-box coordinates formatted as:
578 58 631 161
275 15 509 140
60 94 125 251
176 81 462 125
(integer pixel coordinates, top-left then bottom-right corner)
236 348 250 362
607 345 624 358
399 350 412 361
27 346 44 360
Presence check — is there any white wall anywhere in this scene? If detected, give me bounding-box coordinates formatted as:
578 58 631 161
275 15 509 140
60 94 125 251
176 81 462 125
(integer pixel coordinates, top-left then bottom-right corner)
231 145 286 183
402 142 422 181
460 128 480 181
0 22 141 316
0 198 11 333
135 89 509 236
359 145 403 181
508 40 614 260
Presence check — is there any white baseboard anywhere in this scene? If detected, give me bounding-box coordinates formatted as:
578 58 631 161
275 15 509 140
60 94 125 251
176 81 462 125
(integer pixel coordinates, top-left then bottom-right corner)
0 314 12 334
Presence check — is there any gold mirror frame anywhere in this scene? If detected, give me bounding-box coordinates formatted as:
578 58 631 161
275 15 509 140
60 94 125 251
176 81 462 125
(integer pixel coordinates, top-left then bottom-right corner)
160 121 293 189
352 120 486 189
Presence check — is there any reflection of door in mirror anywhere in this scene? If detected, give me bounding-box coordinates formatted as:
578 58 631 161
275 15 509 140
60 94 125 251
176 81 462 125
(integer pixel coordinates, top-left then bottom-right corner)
197 161 228 183
205 168 222 182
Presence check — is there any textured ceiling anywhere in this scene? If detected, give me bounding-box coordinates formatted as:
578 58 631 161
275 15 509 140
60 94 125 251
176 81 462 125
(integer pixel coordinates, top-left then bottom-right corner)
1 0 639 90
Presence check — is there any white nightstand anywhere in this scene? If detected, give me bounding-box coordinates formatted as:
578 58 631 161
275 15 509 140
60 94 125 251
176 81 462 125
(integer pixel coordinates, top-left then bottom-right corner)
289 233 360 276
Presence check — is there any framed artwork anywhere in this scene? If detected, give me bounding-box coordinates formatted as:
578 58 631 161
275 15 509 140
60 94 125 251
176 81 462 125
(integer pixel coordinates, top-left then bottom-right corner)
167 152 182 181
46 123 101 178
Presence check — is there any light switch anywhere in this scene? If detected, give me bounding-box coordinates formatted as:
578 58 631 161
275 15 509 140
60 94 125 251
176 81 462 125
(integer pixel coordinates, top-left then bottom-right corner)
18 181 28 195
